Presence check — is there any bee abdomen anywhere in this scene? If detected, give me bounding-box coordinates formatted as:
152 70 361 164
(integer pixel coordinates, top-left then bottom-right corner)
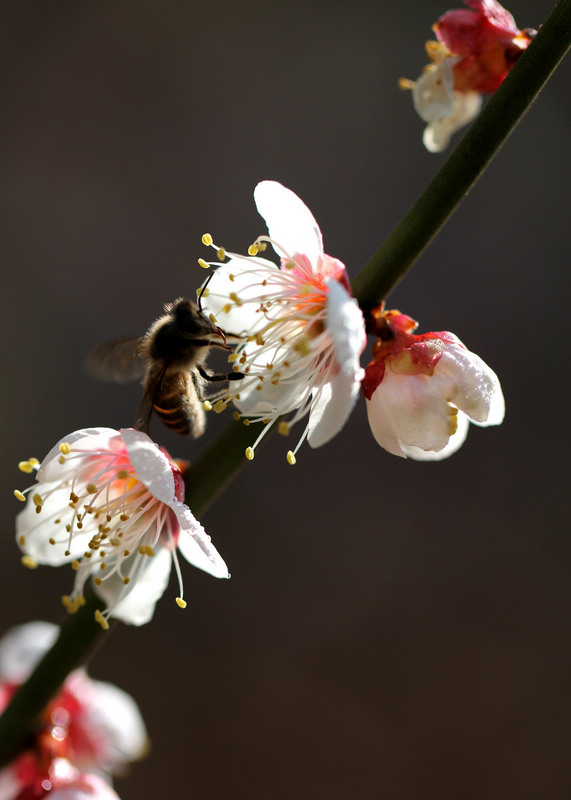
152 371 206 438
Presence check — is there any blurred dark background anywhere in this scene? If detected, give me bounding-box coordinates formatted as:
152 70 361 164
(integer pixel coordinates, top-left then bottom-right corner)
1 1 570 798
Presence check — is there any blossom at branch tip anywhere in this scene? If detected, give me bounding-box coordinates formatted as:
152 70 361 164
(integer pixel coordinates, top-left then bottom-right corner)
199 180 367 464
0 621 147 800
362 308 504 459
400 0 536 152
15 428 228 627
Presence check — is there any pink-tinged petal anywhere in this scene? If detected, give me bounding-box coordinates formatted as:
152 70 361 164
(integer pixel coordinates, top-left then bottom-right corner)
325 279 366 378
0 767 20 800
83 679 148 768
307 368 361 448
38 429 119 482
17 484 95 564
400 411 470 460
95 546 172 626
0 622 58 683
47 770 121 800
423 91 482 152
174 504 229 579
121 429 175 506
254 181 323 268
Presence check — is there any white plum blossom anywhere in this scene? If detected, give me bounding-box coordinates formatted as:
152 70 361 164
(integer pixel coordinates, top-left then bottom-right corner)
0 621 147 800
200 180 366 463
363 310 504 459
15 428 228 627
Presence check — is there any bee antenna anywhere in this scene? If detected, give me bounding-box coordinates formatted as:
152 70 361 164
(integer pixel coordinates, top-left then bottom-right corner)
198 270 216 315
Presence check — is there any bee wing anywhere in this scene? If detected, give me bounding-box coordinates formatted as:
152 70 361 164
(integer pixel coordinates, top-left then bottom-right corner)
85 337 146 384
135 362 168 434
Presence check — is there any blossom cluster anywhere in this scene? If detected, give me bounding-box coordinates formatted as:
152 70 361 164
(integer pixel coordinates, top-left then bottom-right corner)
401 0 536 151
0 622 147 800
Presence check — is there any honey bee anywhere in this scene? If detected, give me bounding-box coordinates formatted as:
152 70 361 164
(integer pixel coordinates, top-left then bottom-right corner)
86 298 243 438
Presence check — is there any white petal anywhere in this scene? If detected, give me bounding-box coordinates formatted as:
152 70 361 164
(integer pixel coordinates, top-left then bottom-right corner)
435 344 505 425
254 181 323 268
174 503 229 579
423 91 482 153
307 368 361 448
0 767 21 800
325 279 366 377
0 621 58 682
365 393 407 458
95 546 172 626
38 428 119 482
80 678 148 768
202 257 281 335
17 484 96 564
412 60 456 123
400 410 470 460
47 772 121 800
372 372 456 452
121 429 175 506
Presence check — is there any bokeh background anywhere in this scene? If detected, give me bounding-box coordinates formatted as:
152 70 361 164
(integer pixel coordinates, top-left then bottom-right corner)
1 1 570 798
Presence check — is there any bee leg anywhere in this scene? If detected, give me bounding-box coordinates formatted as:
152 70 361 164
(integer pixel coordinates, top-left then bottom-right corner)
197 366 245 382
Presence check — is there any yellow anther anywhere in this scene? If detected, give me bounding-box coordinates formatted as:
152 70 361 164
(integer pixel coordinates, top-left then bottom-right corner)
228 352 239 363
63 594 84 614
208 313 217 324
222 303 232 314
18 461 34 474
100 562 107 571
294 336 311 357
120 513 130 521
117 469 129 480
278 421 290 437
76 521 83 529
94 610 110 630
198 258 210 269
257 242 267 251
49 538 55 545
59 442 71 455
229 292 243 307
28 458 40 467
213 400 227 414
94 576 103 586
232 364 241 372
21 555 38 569
58 455 66 464
216 247 226 260
18 535 26 546
284 260 295 270
14 490 26 502
138 545 155 557
229 273 235 282
245 447 254 461
233 411 240 421
203 400 213 411
71 560 80 571
239 354 247 364
243 418 250 426
202 233 213 246
32 493 43 506
70 492 79 503
83 552 92 558
248 244 259 256
86 483 98 494
123 576 131 585
255 334 264 346
123 549 131 557
176 597 187 609
265 363 274 370
286 451 297 465
64 550 71 557
197 287 210 299
65 524 72 533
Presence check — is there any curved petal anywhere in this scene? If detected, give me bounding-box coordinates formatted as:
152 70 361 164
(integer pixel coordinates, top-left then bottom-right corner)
48 771 121 800
17 484 96 564
307 368 361 448
401 410 470 460
121 429 175 506
423 91 482 152
435 344 505 424
325 279 366 377
0 621 58 682
95 546 172 626
174 504 229 579
365 392 407 458
413 60 455 123
81 678 148 769
38 429 119 482
254 181 323 269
